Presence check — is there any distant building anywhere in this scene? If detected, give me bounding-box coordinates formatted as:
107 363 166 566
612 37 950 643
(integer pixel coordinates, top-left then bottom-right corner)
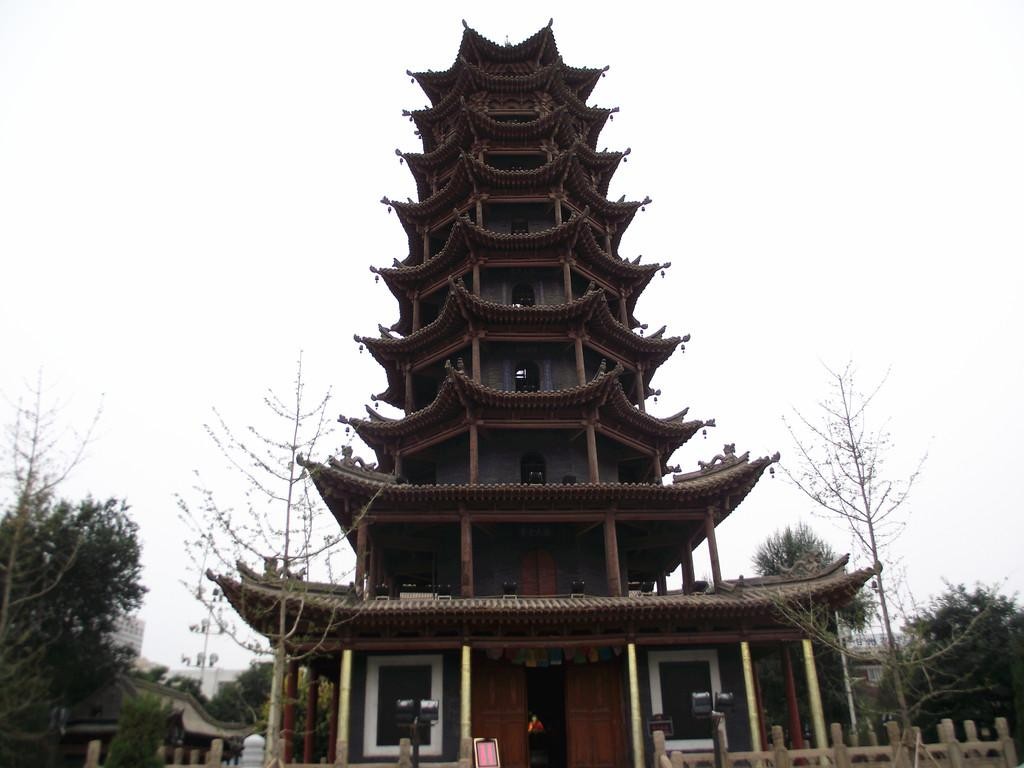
110 615 145 658
167 666 245 701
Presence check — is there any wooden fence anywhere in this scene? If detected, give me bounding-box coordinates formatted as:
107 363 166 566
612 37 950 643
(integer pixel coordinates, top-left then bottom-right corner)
654 719 1019 768
82 718 1019 768
83 737 224 767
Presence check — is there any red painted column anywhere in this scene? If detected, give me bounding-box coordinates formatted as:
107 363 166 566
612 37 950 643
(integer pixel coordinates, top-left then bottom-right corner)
781 644 803 748
328 672 339 764
304 668 319 762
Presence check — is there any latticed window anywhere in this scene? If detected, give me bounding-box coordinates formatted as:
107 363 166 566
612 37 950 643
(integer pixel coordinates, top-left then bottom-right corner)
521 452 546 484
511 284 535 307
514 361 540 392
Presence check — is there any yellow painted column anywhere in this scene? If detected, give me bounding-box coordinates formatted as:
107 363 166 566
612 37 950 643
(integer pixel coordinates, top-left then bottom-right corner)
460 645 472 754
802 639 827 749
740 641 762 750
627 643 645 768
336 649 353 768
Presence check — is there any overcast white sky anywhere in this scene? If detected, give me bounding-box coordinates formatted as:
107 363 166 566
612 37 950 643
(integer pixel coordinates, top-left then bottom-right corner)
2 1 1022 672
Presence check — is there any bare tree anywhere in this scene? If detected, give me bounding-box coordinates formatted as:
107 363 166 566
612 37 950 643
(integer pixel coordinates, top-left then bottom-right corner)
783 363 925 728
178 354 360 766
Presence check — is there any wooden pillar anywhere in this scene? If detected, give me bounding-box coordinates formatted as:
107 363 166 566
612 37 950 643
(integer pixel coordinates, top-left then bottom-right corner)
574 336 586 385
618 292 629 326
355 522 368 599
604 231 613 255
585 420 600 483
460 645 473 756
603 511 622 596
412 294 421 332
704 508 722 586
461 512 474 597
562 260 573 302
335 649 353 768
476 199 484 226
468 422 479 485
471 335 481 383
422 230 430 260
802 638 827 749
781 643 804 748
404 366 414 412
368 531 381 599
554 196 563 225
651 450 661 483
627 643 644 768
304 667 319 763
328 671 340 763
635 363 646 413
393 450 403 479
472 262 481 296
741 641 762 751
681 544 695 594
283 659 299 763
656 572 667 596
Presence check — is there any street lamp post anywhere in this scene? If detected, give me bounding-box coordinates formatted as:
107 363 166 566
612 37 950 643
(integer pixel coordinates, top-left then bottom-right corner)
693 691 735 768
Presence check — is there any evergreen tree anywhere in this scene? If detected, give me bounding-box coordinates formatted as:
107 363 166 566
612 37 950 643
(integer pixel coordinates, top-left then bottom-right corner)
104 696 167 768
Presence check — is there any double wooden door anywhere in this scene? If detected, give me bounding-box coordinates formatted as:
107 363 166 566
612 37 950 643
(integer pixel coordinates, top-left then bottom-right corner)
471 656 627 768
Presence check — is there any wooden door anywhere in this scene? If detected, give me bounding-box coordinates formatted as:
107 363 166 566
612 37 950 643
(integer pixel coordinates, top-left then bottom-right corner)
473 658 528 768
520 550 557 596
565 661 627 768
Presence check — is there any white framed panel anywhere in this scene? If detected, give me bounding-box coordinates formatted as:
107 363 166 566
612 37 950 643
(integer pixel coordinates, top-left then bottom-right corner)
647 649 724 751
363 654 444 757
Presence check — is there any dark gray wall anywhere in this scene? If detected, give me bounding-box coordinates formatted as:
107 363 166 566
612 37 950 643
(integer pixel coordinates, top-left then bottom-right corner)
478 344 579 392
636 645 753 757
477 429 588 485
480 268 565 306
472 522 610 596
348 650 461 764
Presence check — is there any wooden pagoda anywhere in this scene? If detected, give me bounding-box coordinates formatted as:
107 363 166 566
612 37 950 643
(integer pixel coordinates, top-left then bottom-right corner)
212 22 873 768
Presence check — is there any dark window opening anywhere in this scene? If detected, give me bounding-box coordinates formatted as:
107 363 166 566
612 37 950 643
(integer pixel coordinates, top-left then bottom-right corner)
376 665 432 747
403 457 437 486
511 284 535 307
659 662 713 741
428 223 453 258
488 111 539 123
412 377 439 412
514 361 540 393
484 152 547 171
483 202 556 235
521 453 546 484
618 457 651 485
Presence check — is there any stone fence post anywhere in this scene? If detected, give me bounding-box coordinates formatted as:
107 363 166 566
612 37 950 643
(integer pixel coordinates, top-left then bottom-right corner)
84 740 102 768
995 718 1017 768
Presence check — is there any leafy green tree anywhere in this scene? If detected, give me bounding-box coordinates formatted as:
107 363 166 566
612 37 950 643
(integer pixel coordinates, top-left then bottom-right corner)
104 695 167 768
895 584 1024 734
206 661 273 724
163 674 207 703
36 498 146 704
1 381 145 766
752 522 871 734
753 522 872 628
